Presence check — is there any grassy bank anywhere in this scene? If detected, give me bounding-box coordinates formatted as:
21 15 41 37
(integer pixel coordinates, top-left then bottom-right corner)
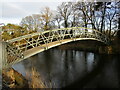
2 67 55 89
2 68 47 89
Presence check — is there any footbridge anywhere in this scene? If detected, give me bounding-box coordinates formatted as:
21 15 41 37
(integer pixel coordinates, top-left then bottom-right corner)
1 27 110 68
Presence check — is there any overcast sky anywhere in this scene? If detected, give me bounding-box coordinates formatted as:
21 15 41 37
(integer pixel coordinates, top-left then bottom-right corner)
1 0 116 25
0 0 76 25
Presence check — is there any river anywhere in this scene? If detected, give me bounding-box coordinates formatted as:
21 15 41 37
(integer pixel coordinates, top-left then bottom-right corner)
13 47 120 88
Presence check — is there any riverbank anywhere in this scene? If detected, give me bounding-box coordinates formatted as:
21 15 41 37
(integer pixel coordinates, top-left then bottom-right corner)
2 68 28 89
58 40 105 53
58 37 120 55
2 67 47 89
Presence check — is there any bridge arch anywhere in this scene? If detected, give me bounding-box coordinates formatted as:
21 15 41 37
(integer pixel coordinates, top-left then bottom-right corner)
1 27 110 68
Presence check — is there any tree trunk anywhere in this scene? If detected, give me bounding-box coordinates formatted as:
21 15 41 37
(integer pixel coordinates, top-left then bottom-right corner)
84 18 88 31
91 23 96 30
71 17 75 27
58 24 60 29
65 20 68 28
100 2 106 32
44 22 48 30
118 17 120 30
109 20 112 37
85 22 87 29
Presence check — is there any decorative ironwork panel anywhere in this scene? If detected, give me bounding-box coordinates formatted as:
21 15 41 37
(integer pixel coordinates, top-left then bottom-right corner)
6 43 24 64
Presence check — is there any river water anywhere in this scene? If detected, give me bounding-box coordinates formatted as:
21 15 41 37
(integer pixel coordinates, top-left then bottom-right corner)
13 47 120 88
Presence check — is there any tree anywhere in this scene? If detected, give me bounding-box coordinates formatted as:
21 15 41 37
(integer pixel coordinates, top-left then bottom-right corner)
57 2 72 28
87 2 96 29
76 2 89 29
2 24 28 40
69 2 81 27
106 2 117 36
20 7 54 31
40 7 53 30
95 2 107 32
20 14 41 32
53 13 62 28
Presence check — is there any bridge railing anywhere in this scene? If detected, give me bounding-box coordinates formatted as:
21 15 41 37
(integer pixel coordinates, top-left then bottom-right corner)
6 27 109 51
2 27 109 68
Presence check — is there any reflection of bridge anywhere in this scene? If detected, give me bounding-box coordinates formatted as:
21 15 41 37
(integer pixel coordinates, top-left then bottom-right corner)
1 27 110 68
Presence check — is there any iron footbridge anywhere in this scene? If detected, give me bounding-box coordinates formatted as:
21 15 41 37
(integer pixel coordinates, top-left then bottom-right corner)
0 27 110 68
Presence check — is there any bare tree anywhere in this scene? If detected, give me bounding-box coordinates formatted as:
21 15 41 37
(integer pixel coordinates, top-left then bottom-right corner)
20 14 42 32
75 2 92 30
106 3 117 36
57 2 72 28
69 2 81 27
21 16 34 30
21 7 53 31
54 13 62 28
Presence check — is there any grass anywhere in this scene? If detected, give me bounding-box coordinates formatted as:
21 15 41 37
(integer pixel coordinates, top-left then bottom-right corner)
26 67 46 88
25 67 56 89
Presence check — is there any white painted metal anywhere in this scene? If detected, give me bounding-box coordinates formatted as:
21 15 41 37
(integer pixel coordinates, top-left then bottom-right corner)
3 27 109 68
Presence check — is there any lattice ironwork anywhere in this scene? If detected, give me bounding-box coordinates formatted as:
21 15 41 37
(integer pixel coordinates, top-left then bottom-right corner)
6 43 24 64
4 27 110 67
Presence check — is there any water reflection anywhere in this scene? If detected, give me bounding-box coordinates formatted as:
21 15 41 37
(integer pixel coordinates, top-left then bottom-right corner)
0 75 2 89
86 53 94 72
13 48 97 88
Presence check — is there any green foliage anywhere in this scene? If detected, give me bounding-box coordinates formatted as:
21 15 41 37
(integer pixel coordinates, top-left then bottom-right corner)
2 24 31 41
2 31 12 40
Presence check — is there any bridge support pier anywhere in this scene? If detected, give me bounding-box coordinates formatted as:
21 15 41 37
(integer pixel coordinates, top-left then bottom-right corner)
0 42 8 70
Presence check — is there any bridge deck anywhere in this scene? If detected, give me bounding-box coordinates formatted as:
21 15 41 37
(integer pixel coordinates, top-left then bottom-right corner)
23 38 101 60
23 38 73 60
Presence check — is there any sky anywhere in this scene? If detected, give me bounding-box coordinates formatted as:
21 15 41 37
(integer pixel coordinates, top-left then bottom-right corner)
0 0 118 25
0 0 77 25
